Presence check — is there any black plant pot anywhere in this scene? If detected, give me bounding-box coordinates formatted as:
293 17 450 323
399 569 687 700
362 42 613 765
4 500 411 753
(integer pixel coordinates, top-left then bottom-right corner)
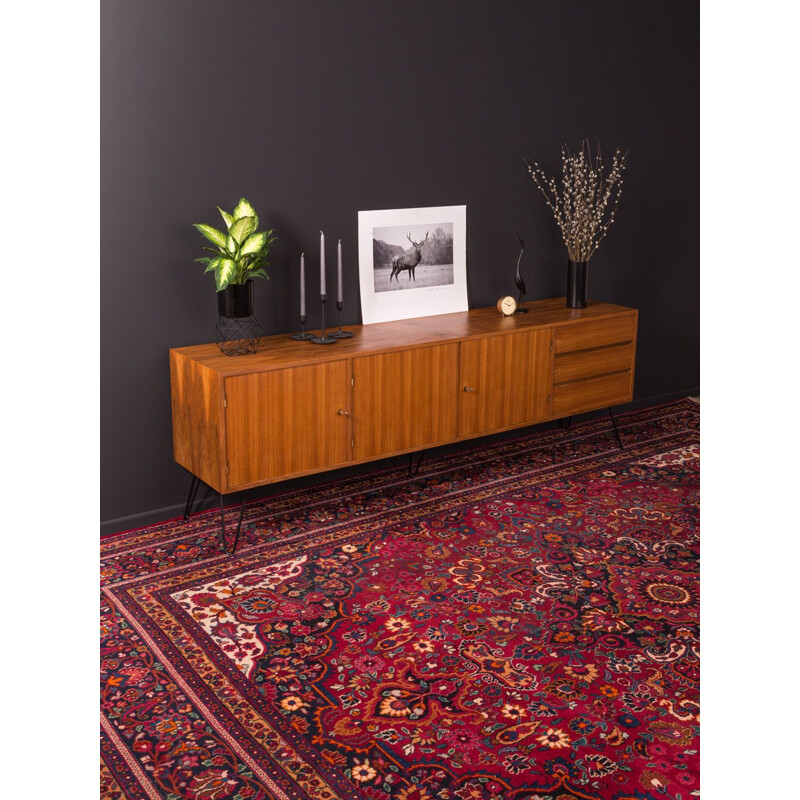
566 261 588 309
214 280 261 356
217 280 254 318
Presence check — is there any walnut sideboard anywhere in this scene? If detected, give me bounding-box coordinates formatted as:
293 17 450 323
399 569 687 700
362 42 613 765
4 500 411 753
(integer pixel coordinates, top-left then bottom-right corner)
170 298 637 499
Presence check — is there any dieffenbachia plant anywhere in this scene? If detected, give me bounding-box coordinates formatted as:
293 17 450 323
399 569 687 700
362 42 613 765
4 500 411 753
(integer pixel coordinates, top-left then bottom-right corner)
194 198 277 292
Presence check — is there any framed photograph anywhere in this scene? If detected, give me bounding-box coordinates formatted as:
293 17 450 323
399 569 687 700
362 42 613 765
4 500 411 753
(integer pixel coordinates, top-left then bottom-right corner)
357 205 468 325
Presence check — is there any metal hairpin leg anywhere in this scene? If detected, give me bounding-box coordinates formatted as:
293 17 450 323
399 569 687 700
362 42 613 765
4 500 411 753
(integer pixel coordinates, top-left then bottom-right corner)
183 474 201 520
608 407 624 449
408 449 427 477
219 491 249 554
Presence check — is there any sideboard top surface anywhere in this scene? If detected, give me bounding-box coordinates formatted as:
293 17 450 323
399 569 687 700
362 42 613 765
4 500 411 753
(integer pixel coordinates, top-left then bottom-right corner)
170 297 636 376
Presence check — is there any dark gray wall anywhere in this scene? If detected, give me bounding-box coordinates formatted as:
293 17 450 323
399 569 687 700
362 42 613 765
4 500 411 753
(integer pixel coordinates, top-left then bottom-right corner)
101 0 698 532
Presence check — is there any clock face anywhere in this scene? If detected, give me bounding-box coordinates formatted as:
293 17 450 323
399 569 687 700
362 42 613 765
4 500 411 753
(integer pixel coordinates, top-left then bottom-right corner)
497 296 517 316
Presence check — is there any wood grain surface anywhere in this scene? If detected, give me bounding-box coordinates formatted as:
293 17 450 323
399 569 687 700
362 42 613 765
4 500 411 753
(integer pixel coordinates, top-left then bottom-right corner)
352 344 459 460
224 360 351 488
170 350 225 492
553 370 633 417
553 312 636 354
458 330 552 437
554 342 634 384
169 300 639 493
170 299 636 377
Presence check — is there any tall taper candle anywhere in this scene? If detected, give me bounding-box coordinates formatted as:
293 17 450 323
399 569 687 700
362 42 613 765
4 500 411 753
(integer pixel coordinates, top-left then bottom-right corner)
320 231 326 295
300 253 306 317
337 239 343 303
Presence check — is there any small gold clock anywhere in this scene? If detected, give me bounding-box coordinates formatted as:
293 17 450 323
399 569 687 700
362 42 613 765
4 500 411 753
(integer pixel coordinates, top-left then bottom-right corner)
496 296 517 316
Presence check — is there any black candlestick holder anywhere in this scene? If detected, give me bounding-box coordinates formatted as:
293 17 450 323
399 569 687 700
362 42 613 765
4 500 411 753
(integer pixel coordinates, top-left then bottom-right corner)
310 295 337 344
290 314 314 340
329 301 354 338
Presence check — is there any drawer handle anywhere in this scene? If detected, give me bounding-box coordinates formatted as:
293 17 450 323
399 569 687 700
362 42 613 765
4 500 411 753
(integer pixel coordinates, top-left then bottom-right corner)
463 386 475 392
337 408 350 416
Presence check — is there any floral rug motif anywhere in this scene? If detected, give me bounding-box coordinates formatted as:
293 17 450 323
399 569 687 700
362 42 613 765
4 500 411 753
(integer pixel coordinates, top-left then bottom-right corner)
101 399 700 800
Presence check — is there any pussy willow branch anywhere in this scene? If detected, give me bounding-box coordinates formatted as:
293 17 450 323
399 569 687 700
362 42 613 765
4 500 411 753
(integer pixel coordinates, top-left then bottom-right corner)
525 140 627 263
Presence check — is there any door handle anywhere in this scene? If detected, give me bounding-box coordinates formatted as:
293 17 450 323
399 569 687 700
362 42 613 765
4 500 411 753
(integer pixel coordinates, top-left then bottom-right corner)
463 386 475 392
337 408 350 416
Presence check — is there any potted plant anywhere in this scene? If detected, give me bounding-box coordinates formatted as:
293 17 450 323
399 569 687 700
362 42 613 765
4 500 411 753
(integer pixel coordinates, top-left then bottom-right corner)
525 141 627 308
194 198 277 319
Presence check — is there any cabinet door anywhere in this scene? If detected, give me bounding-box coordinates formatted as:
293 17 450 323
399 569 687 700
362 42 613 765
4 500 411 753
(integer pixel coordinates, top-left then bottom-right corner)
224 360 351 489
459 330 552 437
352 344 459 460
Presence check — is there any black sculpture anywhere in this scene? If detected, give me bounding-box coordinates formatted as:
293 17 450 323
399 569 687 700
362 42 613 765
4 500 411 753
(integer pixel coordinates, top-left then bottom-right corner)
514 232 529 313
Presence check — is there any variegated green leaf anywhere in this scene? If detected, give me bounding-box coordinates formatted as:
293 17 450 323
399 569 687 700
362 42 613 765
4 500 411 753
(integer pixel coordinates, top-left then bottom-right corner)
193 223 227 249
204 257 221 274
226 233 237 254
240 231 267 256
247 268 269 280
230 215 256 244
233 198 256 219
215 258 236 291
217 207 234 229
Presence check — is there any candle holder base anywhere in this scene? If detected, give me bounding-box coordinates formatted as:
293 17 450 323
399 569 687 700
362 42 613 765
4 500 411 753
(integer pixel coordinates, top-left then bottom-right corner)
290 315 313 340
330 302 353 338
310 333 337 345
311 296 337 344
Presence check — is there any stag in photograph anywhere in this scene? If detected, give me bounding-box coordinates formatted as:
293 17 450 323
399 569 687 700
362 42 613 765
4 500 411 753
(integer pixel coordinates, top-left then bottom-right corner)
390 232 429 283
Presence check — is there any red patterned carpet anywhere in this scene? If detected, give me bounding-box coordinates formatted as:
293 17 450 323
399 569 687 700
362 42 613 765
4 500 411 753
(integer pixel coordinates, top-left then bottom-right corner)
101 399 699 800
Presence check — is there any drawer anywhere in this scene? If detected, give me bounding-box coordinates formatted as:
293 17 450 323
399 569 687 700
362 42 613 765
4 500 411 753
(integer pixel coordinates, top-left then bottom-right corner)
554 313 636 354
553 371 632 416
554 342 634 384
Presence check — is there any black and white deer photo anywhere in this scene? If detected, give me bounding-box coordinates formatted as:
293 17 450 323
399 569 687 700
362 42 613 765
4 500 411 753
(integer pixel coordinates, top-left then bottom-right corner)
390 231 429 283
372 222 454 293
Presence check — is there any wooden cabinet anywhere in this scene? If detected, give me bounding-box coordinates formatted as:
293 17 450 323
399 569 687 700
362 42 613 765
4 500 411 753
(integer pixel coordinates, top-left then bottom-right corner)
352 344 459 460
170 298 637 495
458 329 552 437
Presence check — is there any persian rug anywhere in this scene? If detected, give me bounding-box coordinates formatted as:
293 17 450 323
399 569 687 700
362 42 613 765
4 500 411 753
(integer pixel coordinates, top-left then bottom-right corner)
101 398 699 800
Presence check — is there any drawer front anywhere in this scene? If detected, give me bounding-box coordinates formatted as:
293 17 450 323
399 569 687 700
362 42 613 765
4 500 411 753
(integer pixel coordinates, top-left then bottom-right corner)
554 342 634 384
554 313 636 354
553 371 633 417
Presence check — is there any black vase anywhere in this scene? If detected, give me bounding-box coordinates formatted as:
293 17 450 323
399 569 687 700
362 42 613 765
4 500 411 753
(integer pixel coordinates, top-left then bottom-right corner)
566 261 588 309
214 280 261 356
217 280 254 318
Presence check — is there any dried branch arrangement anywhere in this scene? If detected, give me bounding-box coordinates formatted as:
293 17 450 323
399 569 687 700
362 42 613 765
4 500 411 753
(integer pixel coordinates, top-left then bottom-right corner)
525 141 627 263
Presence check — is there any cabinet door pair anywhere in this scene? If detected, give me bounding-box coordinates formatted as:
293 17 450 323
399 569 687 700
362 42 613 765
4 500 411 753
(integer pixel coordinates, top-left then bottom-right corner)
351 331 551 457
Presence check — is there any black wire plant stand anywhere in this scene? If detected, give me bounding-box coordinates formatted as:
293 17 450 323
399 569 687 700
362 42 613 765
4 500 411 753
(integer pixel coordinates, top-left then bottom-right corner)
214 315 262 356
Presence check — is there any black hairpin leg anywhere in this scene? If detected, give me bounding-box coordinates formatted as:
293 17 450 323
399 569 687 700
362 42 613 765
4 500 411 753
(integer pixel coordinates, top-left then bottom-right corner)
183 474 201 520
608 407 624 449
408 449 427 477
558 416 573 430
219 491 249 554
